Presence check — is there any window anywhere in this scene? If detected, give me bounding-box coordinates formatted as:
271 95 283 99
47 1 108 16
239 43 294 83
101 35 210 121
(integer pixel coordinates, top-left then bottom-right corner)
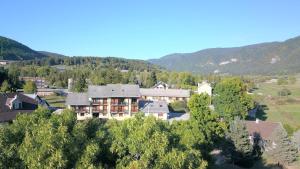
132 98 137 103
132 105 138 112
80 113 84 116
103 99 107 104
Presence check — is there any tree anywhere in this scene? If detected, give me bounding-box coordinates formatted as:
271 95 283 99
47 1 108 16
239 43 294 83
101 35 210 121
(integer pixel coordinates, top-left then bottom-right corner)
270 128 298 165
108 114 208 168
214 78 254 121
187 94 225 154
1 80 11 92
226 117 253 167
73 76 87 92
146 71 157 87
23 81 37 94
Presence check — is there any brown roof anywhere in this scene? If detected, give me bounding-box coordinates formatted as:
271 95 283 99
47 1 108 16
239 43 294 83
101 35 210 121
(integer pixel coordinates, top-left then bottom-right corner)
0 110 34 122
245 120 282 140
0 93 38 122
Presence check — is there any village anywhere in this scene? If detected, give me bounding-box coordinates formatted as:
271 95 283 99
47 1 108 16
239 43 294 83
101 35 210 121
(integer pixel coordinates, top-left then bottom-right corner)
0 76 293 168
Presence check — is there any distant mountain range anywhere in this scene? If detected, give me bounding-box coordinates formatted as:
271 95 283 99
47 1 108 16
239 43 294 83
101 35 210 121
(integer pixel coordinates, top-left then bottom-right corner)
149 36 300 75
2 35 300 75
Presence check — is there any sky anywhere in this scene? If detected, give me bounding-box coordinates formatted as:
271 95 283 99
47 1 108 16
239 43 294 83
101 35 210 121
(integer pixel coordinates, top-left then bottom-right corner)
1 0 300 60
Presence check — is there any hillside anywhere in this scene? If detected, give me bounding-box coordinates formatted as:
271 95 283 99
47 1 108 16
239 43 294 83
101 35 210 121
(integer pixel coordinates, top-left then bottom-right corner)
0 36 48 60
38 51 67 58
149 36 300 75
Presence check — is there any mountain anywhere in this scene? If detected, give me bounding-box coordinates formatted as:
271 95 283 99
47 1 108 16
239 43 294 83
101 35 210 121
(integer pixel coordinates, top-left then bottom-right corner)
38 51 67 58
0 36 48 60
149 36 300 75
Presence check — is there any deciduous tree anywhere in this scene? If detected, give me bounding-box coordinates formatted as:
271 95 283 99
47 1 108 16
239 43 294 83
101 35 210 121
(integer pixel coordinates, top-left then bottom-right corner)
214 78 254 121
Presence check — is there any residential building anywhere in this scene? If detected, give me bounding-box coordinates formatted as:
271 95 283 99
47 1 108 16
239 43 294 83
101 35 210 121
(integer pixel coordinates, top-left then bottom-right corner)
245 119 284 151
139 100 169 120
19 76 48 88
66 84 140 120
0 60 9 65
23 93 50 109
140 88 190 103
0 93 38 122
153 81 169 89
197 80 212 96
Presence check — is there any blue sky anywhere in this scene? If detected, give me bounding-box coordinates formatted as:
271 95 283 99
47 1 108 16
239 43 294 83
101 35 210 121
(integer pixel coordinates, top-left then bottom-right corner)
1 0 300 59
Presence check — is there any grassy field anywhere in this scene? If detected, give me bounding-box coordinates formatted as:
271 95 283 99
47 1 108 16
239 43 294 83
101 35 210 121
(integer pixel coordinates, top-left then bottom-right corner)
253 76 300 132
42 95 66 109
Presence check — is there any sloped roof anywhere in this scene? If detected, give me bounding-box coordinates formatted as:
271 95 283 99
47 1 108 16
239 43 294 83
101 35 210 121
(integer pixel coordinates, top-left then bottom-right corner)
140 88 190 98
65 93 89 105
139 100 169 114
88 84 140 98
245 120 282 140
0 93 38 122
153 81 168 88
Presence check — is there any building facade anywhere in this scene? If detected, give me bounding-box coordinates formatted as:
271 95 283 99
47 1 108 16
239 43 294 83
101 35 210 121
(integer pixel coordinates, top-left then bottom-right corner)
66 84 140 120
197 81 212 96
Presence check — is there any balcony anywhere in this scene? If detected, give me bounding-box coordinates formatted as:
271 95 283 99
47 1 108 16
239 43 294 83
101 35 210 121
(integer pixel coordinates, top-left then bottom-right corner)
111 102 128 106
75 109 89 113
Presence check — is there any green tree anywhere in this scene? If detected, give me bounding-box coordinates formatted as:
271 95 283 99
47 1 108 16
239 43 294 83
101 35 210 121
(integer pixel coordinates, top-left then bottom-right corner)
1 80 11 92
73 76 87 92
108 114 208 168
227 117 253 166
187 94 225 154
146 71 157 87
214 78 254 121
23 81 37 94
270 128 298 165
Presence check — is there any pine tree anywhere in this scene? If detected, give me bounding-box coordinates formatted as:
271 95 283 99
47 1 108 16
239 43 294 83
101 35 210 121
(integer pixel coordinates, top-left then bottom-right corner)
227 117 253 166
270 128 298 165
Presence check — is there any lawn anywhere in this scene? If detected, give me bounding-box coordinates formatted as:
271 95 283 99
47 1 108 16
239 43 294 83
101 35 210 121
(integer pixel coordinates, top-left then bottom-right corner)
253 76 300 131
42 95 66 109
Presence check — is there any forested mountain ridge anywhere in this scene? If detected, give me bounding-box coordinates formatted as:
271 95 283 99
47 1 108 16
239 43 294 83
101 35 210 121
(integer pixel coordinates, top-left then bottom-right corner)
0 36 160 72
149 36 300 75
0 36 48 60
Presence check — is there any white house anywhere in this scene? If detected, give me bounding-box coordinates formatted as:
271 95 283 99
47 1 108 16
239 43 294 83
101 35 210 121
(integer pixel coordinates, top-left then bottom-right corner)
197 81 212 96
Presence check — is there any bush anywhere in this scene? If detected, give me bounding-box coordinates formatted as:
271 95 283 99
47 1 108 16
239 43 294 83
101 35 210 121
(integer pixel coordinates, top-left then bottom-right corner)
169 100 187 113
278 88 291 97
283 124 295 137
277 77 288 85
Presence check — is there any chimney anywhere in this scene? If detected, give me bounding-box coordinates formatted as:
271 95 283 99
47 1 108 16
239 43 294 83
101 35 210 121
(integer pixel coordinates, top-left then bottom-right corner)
256 118 259 124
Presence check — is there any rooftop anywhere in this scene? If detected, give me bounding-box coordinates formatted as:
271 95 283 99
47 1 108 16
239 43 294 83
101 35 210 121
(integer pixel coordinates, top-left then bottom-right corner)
88 84 140 98
65 93 89 106
245 120 282 140
139 100 169 114
140 88 190 98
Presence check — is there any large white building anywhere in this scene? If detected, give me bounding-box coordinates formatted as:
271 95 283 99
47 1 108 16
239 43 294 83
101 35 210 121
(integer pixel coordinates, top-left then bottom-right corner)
66 84 172 121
